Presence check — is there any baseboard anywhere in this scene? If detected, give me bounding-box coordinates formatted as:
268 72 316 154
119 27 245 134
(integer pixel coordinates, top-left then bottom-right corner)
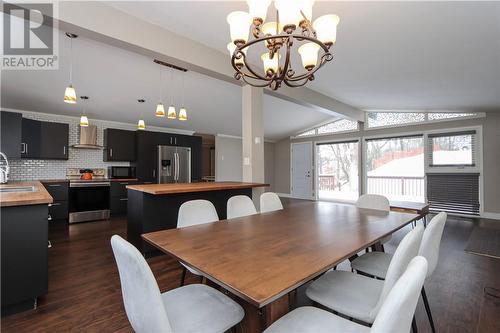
481 212 500 221
276 192 292 198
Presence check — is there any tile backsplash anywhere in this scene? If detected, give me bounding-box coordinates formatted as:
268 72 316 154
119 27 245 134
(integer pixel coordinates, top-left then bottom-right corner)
8 112 132 180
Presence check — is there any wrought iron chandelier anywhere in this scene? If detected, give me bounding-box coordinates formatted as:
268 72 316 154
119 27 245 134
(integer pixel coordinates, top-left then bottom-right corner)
227 0 339 90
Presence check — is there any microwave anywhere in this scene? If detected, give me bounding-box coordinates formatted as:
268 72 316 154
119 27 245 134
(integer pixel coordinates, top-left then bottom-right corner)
108 166 136 179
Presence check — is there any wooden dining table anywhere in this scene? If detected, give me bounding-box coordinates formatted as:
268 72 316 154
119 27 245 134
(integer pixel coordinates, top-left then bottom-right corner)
142 201 419 332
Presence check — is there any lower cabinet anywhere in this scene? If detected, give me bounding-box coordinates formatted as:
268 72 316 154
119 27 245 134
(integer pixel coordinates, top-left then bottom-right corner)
1 204 48 315
110 180 140 216
42 181 69 221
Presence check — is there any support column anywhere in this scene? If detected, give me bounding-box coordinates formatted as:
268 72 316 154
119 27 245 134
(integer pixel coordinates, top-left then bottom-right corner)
242 85 265 209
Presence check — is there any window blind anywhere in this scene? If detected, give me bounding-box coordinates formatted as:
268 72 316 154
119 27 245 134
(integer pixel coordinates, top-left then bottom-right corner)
426 173 480 215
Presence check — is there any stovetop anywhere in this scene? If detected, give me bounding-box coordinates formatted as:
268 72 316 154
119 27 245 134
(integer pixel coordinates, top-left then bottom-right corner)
66 168 109 183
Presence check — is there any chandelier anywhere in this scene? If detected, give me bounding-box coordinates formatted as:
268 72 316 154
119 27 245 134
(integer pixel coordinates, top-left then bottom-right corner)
227 0 339 90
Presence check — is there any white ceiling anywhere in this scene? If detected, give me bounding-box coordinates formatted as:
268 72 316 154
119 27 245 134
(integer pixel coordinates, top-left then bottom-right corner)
108 1 500 111
1 29 331 141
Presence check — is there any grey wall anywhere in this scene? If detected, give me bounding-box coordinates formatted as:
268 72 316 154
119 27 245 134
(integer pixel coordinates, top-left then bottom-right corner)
264 142 275 191
274 113 500 214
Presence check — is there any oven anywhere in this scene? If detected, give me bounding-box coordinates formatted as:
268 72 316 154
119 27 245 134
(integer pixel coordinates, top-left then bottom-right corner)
69 181 110 223
108 166 136 179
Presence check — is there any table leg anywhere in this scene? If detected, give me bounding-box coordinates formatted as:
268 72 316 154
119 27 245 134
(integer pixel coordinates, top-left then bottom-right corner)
234 294 289 333
264 294 289 327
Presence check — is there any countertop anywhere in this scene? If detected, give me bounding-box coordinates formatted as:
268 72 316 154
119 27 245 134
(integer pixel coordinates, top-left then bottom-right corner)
126 182 269 195
0 181 53 207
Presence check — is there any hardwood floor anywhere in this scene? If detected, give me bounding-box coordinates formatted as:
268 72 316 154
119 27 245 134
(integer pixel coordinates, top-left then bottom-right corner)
1 199 499 332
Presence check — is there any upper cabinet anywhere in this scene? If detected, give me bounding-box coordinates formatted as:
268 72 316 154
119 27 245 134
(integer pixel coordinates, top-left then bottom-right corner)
103 129 136 162
0 111 22 159
21 118 68 160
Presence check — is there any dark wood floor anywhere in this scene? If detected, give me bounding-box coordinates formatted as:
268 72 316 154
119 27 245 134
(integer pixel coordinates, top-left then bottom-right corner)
2 199 499 332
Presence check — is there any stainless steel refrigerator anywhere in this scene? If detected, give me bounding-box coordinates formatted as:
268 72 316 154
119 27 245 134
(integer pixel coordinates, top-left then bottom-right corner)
157 145 191 183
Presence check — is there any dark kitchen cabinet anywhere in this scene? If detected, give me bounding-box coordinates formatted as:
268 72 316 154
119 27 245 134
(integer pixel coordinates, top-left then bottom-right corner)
42 181 69 221
188 135 202 182
21 119 68 160
21 118 41 159
40 122 69 160
132 131 159 182
103 129 136 162
1 204 48 315
0 111 22 159
110 180 139 216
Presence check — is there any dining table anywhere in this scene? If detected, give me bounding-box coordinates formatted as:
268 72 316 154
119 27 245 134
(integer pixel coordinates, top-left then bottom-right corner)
142 200 419 333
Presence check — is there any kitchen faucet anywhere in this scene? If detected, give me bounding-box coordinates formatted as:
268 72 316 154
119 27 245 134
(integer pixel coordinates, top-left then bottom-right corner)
0 152 10 184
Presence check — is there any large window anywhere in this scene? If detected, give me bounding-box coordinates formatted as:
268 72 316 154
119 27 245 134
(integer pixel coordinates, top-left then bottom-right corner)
316 141 359 201
428 131 476 167
365 135 425 202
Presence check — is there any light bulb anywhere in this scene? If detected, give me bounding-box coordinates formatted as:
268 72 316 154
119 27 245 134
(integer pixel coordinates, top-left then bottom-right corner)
298 42 320 70
137 119 145 130
227 11 252 45
64 85 77 104
246 0 271 24
313 14 340 46
155 103 165 117
167 105 177 119
274 0 302 32
261 52 280 76
179 107 188 121
227 42 247 68
79 115 89 127
261 21 283 36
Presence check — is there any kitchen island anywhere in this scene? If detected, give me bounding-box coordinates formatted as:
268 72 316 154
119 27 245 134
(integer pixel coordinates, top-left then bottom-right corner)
126 182 268 255
0 181 52 315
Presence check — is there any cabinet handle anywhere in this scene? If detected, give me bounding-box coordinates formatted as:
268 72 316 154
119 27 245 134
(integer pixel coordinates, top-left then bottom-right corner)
170 137 173 145
48 240 52 248
48 184 61 187
153 169 156 178
48 203 61 207
119 198 128 201
119 182 129 185
63 146 66 155
21 143 26 154
175 137 177 145
48 214 52 221
26 143 28 154
110 148 113 157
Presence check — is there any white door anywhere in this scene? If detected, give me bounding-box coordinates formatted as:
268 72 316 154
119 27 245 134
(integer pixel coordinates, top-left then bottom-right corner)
291 142 313 199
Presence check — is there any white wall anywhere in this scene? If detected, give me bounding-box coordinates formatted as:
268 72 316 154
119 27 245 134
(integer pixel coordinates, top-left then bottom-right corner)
215 136 243 182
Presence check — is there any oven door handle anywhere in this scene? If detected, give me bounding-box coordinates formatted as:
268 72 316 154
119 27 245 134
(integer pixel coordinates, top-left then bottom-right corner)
70 182 111 188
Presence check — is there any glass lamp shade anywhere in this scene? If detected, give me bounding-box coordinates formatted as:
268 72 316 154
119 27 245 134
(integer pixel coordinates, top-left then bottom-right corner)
167 105 177 119
313 14 340 46
227 11 251 44
246 0 271 23
63 85 77 104
298 42 320 70
274 0 302 31
79 115 89 127
178 107 188 121
261 52 281 75
261 21 283 36
137 119 146 130
300 0 315 22
155 103 165 117
227 42 247 68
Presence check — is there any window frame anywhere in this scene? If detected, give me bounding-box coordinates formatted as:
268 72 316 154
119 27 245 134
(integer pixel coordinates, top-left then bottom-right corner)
292 118 359 139
364 111 485 131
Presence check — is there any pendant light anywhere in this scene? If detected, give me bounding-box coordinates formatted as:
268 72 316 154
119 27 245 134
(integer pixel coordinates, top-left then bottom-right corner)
64 33 78 104
167 66 176 119
137 99 146 130
79 96 89 126
178 72 188 121
155 68 165 117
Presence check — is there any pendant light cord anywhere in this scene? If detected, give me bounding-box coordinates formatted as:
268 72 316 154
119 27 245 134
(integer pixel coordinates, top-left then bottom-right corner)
170 66 174 105
182 72 185 107
69 37 73 85
159 69 163 103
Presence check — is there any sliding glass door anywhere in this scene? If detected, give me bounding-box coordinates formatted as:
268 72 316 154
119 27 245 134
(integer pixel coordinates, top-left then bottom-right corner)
316 141 359 202
365 135 424 202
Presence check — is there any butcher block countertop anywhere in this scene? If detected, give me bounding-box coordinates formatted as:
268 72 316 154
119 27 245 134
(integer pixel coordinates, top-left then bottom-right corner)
126 182 269 195
0 181 53 207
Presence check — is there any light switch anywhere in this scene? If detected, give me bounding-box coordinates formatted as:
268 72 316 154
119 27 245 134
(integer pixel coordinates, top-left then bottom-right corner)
244 157 250 165
254 137 261 144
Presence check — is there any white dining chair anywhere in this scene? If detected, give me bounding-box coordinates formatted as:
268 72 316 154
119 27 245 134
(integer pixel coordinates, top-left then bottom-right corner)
305 224 424 325
264 256 428 333
227 195 257 219
110 235 244 333
177 200 219 285
351 212 447 333
260 192 284 213
356 194 392 249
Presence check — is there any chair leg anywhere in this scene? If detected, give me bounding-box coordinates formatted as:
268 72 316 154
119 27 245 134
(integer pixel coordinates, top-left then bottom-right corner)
421 287 436 333
180 266 187 286
412 315 418 333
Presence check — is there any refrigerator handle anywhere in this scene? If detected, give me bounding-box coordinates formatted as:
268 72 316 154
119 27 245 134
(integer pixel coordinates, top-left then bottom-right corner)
174 152 179 181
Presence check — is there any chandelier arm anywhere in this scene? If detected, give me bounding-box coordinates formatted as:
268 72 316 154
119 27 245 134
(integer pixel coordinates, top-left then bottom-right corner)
285 52 333 82
240 75 273 88
241 51 277 82
284 77 311 88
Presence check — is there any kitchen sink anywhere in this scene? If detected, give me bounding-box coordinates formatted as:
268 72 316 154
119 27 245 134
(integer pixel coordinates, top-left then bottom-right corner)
0 186 36 193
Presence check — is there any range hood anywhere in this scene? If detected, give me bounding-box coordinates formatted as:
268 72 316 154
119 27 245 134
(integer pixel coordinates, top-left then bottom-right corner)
71 125 104 149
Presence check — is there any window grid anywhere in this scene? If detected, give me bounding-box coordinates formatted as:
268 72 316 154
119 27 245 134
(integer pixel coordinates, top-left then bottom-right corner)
366 111 481 129
295 119 359 137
